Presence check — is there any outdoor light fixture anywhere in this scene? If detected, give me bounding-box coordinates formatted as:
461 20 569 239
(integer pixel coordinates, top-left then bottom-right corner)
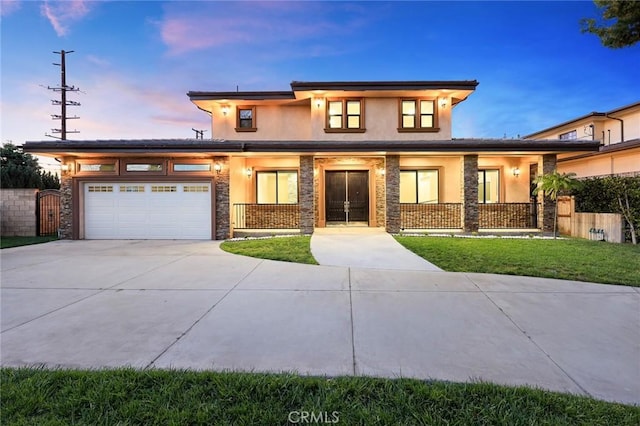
245 167 253 178
439 98 448 108
214 163 222 174
60 164 70 172
379 168 386 176
221 105 230 116
512 167 521 177
314 98 322 109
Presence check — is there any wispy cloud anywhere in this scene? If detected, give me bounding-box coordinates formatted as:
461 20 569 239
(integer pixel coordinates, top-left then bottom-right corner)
1 0 21 17
157 2 376 56
40 0 90 37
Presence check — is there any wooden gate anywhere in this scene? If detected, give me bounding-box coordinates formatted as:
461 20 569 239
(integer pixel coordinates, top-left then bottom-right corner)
37 189 61 236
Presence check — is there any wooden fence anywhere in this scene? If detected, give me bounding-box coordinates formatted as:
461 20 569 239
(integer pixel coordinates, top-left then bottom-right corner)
557 196 624 243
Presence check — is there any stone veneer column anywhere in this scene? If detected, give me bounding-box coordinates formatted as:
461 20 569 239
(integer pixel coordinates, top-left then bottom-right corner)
299 155 315 234
385 155 400 233
462 155 479 232
538 154 557 235
59 172 73 239
214 156 230 240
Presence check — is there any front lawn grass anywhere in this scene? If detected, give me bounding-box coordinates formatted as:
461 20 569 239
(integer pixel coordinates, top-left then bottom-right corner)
0 236 58 249
2 368 638 425
220 236 318 264
395 236 640 286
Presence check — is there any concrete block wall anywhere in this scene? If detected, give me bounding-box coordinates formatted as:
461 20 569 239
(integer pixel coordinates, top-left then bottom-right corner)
0 188 38 236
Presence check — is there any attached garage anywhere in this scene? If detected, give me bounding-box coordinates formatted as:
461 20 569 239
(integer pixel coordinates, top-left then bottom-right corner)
83 182 212 239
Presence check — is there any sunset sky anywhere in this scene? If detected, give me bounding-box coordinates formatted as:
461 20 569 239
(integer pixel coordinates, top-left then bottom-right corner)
2 0 639 152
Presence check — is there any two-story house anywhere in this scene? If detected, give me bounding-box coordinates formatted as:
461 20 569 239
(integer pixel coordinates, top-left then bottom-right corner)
524 101 640 178
24 80 600 240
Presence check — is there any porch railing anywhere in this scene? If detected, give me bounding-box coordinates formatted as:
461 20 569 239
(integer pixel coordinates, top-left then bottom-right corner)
234 203 299 229
400 203 462 229
479 202 538 229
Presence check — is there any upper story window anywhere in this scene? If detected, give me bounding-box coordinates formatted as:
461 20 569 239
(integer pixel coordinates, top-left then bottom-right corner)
325 99 365 133
236 106 257 132
398 99 438 132
559 130 577 140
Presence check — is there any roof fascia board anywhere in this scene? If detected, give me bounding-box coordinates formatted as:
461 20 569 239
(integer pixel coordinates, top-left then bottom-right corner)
290 80 479 91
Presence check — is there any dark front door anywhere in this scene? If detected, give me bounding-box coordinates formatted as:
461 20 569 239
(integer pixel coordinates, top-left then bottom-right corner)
325 171 369 224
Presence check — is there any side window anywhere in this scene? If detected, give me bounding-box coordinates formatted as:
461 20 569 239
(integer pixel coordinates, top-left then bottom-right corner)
236 106 257 132
478 169 500 203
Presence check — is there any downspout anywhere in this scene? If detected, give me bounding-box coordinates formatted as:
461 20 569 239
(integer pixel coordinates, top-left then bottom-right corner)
606 114 624 144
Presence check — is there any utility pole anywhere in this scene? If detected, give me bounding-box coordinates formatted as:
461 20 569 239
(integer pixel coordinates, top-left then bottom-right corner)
47 50 80 140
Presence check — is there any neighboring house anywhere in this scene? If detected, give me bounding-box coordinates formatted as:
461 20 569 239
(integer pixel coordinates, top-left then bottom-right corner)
524 101 640 178
24 80 599 240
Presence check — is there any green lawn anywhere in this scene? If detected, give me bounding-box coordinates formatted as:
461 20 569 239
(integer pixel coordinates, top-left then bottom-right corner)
395 236 640 286
0 236 58 249
220 236 318 264
2 368 638 425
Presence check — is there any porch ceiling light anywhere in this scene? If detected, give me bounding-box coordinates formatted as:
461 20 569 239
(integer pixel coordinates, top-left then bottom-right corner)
512 167 521 177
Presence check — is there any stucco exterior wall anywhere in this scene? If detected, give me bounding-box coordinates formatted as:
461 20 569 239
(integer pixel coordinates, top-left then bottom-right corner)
0 188 38 236
558 147 640 177
210 98 452 141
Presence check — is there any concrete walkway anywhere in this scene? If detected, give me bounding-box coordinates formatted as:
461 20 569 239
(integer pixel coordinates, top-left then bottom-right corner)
1 240 639 405
311 227 442 271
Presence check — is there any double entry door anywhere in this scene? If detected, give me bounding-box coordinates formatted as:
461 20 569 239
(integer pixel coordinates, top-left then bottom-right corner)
325 171 369 224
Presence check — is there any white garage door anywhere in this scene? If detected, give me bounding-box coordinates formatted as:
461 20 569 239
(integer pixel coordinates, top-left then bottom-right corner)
84 182 212 239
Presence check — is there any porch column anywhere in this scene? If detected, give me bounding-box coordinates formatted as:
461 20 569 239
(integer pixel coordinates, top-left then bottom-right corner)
299 155 315 234
59 163 73 239
214 156 230 240
385 155 400 233
462 154 479 232
538 154 557 234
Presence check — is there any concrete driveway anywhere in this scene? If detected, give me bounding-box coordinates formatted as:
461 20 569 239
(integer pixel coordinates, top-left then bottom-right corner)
1 240 639 405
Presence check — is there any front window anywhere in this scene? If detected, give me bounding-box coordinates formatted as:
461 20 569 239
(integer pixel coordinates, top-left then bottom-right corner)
399 99 437 132
236 106 257 132
256 171 298 204
478 169 500 203
400 170 439 203
326 99 364 132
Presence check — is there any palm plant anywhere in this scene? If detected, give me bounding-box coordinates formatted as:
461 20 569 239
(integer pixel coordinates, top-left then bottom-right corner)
533 171 581 238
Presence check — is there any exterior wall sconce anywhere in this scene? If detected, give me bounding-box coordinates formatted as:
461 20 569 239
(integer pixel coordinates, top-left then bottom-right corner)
439 98 448 109
245 167 253 178
214 163 222 174
221 105 230 116
314 98 322 109
60 164 70 172
512 167 521 177
378 168 386 176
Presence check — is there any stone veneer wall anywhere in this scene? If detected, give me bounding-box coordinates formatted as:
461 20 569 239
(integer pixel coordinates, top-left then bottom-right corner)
59 174 73 239
400 203 462 229
0 188 38 236
313 157 385 228
385 155 400 233
242 204 299 228
539 154 557 234
214 156 230 240
462 155 479 232
299 156 314 234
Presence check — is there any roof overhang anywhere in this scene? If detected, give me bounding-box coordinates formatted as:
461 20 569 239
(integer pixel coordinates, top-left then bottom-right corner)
24 138 600 158
188 80 480 113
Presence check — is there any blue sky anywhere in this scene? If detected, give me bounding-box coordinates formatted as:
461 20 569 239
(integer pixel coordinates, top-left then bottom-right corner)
2 0 639 148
